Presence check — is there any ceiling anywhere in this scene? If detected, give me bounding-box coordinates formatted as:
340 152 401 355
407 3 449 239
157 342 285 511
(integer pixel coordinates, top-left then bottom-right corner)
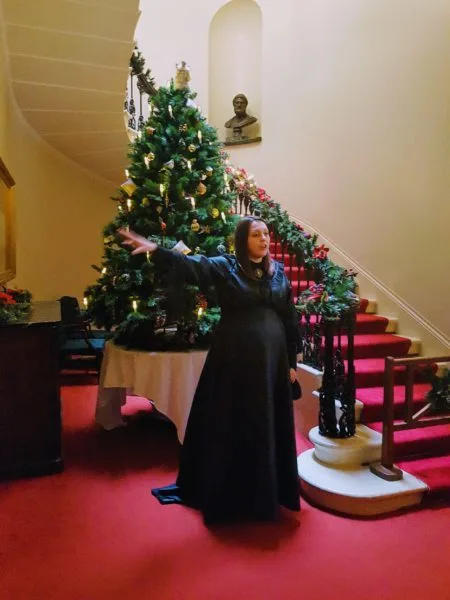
2 0 140 185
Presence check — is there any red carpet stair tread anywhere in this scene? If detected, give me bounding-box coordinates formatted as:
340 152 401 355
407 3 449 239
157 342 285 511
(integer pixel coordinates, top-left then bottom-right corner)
277 246 450 505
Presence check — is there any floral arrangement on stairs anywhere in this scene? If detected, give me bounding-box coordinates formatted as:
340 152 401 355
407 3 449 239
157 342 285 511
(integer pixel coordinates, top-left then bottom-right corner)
225 163 360 319
0 287 32 324
426 367 450 413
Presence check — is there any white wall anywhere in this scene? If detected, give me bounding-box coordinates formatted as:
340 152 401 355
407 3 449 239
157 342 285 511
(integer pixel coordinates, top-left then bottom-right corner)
137 0 450 344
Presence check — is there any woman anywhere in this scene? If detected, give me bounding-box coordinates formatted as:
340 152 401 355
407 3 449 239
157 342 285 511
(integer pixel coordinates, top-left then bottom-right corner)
119 217 301 524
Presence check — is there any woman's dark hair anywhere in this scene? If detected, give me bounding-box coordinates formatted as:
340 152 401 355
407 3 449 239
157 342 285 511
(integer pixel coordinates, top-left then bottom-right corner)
234 216 274 279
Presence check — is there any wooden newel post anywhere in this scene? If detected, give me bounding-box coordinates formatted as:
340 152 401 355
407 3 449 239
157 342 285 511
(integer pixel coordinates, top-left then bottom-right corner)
370 356 403 481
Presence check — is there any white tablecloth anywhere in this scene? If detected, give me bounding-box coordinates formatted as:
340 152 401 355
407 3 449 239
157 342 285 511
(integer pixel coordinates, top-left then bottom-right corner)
95 341 208 442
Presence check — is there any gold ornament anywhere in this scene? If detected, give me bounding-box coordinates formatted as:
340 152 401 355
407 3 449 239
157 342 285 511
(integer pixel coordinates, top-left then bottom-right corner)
121 178 136 196
211 207 219 218
191 219 200 232
197 182 207 195
188 144 197 153
146 126 155 135
172 240 192 255
141 197 150 207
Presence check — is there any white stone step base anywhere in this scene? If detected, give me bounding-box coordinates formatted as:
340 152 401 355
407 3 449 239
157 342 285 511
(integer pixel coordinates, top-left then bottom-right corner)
309 424 382 466
298 450 428 516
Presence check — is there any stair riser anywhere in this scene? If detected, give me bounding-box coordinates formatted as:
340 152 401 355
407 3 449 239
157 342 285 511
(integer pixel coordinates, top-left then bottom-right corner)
394 437 450 461
360 401 427 424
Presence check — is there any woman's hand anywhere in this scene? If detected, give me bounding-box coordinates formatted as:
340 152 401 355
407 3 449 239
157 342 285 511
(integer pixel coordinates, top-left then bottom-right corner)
289 368 298 383
118 228 158 255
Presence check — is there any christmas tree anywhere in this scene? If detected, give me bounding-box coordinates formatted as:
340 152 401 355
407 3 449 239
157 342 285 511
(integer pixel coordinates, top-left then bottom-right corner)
85 64 239 350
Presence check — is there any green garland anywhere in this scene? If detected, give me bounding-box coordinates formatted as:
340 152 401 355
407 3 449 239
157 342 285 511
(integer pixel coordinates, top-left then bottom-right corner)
0 287 32 324
226 165 359 320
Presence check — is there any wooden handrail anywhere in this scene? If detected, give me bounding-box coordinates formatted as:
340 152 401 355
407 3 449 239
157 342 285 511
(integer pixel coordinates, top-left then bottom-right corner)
370 355 450 481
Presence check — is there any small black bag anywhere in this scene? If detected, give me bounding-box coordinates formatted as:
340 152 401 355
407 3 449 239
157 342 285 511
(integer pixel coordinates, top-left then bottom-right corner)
291 379 302 400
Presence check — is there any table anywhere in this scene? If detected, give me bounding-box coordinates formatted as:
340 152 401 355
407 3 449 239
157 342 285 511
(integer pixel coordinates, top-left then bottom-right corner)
95 341 208 442
0 301 63 479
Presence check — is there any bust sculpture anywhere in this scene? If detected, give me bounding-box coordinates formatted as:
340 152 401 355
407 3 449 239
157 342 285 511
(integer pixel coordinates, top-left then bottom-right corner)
224 94 260 145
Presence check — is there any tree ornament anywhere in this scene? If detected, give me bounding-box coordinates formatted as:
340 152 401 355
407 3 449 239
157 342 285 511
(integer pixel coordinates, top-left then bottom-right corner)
172 240 192 255
179 124 188 133
188 144 197 153
206 166 213 177
146 126 155 135
174 61 191 90
121 178 136 196
141 197 150 207
160 221 167 232
144 152 155 168
211 207 219 218
155 315 166 328
191 219 200 232
197 182 207 195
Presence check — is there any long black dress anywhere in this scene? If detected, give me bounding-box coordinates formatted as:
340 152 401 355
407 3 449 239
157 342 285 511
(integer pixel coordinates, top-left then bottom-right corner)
151 249 301 524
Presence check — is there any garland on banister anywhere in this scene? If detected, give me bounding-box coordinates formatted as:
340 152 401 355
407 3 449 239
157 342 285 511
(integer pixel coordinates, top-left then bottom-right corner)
226 164 360 319
0 287 32 324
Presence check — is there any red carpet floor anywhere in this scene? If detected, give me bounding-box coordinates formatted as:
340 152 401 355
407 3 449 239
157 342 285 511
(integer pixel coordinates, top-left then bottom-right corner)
1 379 450 600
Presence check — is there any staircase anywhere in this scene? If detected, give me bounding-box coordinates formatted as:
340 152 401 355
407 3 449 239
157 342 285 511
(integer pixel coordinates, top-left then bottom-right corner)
270 240 450 513
1 0 139 184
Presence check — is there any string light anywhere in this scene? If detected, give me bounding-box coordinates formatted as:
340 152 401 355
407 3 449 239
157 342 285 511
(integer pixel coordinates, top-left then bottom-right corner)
126 198 132 210
83 297 88 308
197 307 204 318
190 197 196 209
160 183 164 197
132 300 138 312
221 211 226 223
146 251 150 262
101 267 107 274
187 160 192 171
197 130 202 143
144 156 150 168
125 169 129 178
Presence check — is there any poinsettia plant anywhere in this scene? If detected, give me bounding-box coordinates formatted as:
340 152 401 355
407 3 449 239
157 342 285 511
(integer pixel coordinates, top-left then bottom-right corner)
225 162 359 319
0 287 32 324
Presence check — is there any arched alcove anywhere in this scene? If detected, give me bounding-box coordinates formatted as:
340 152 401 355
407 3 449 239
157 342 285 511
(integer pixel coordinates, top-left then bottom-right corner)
209 0 262 145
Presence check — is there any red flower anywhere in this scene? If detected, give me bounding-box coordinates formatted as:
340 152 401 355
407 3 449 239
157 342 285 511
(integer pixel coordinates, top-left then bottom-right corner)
313 244 329 260
0 292 16 305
